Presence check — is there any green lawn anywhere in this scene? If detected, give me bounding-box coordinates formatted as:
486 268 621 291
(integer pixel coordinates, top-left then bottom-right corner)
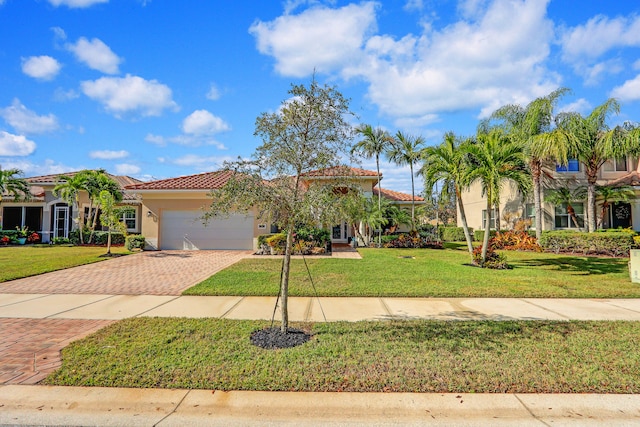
184 247 638 298
44 317 640 393
0 245 130 282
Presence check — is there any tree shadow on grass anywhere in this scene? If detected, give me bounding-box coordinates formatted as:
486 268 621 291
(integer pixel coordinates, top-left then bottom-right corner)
513 256 628 275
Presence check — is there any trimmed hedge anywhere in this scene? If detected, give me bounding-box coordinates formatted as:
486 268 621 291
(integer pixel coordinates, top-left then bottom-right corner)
474 229 497 242
70 230 126 245
126 235 146 251
539 229 636 257
440 226 473 242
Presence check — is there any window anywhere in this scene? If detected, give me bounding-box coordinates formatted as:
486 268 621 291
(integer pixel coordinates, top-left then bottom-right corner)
122 209 136 231
525 203 535 226
603 158 628 172
554 202 584 229
481 209 498 230
556 159 580 172
1 206 42 231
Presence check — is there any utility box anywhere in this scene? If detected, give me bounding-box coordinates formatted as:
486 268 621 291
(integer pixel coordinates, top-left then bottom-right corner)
630 250 640 283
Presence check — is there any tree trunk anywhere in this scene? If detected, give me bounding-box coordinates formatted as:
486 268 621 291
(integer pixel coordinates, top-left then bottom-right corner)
410 163 416 232
106 228 112 255
495 204 501 233
376 155 382 248
532 161 543 242
481 192 492 265
587 182 597 232
280 224 293 333
456 186 474 256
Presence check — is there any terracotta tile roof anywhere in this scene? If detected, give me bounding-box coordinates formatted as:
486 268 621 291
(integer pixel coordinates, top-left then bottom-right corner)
374 187 425 202
125 170 235 190
607 162 640 187
301 166 381 178
25 171 142 202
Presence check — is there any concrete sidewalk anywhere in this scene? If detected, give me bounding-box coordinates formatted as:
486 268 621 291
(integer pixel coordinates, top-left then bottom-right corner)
1 385 640 426
2 293 640 321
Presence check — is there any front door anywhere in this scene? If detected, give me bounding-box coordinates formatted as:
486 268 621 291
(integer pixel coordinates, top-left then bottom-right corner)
332 222 348 243
54 206 69 239
611 202 632 229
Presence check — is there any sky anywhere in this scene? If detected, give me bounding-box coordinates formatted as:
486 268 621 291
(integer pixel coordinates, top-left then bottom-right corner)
1 0 640 196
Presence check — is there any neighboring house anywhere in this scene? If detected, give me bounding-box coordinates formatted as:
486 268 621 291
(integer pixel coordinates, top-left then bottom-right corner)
125 166 424 250
0 172 142 243
459 156 640 232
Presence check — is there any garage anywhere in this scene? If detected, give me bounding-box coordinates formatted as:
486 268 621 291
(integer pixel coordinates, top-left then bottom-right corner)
160 210 254 250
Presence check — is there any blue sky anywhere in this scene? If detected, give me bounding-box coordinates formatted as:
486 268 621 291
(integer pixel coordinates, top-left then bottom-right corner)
1 0 640 196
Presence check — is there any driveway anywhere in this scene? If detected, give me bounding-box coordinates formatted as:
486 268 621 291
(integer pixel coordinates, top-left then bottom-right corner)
0 250 251 296
0 250 250 384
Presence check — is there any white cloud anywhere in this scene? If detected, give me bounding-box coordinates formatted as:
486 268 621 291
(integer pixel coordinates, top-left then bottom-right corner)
559 98 592 115
182 110 230 135
206 84 221 100
89 149 129 159
21 56 61 81
145 133 166 146
0 132 36 156
81 74 179 118
48 0 108 8
0 99 59 134
0 159 74 175
114 163 141 175
53 87 80 102
610 75 640 102
252 0 558 126
172 154 236 171
250 2 377 77
66 37 122 74
561 15 640 62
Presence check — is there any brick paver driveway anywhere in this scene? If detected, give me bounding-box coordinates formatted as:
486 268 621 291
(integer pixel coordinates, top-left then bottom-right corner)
0 250 250 385
0 250 251 296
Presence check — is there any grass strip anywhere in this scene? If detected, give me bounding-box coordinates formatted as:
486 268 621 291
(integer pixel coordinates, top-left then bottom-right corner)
0 245 129 283
45 318 640 393
184 247 638 298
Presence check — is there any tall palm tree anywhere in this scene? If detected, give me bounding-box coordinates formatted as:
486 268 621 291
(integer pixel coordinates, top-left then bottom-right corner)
489 88 570 241
351 124 393 246
54 171 91 243
550 98 640 232
84 170 122 240
466 129 530 265
0 168 30 206
387 131 426 231
420 132 474 255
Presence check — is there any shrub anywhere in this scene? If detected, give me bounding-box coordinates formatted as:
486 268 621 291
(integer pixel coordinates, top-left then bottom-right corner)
265 233 287 254
126 235 146 251
491 231 541 252
295 226 330 247
539 229 636 257
440 226 472 242
474 229 497 242
91 231 126 246
472 245 509 269
52 237 71 245
382 233 443 249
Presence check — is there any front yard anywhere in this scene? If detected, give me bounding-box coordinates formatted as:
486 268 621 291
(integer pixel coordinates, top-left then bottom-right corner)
0 245 129 283
185 247 639 298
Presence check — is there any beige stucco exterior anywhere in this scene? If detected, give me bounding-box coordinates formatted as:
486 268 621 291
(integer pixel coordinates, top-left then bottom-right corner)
459 156 640 232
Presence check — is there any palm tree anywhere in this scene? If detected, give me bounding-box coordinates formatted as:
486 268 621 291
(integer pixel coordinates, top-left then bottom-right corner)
84 170 122 241
387 131 426 231
420 132 474 255
466 129 530 265
489 88 570 242
0 168 30 207
351 124 393 246
550 98 640 232
54 171 91 244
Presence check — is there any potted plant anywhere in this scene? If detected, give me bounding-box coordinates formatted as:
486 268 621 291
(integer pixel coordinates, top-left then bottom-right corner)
16 226 29 245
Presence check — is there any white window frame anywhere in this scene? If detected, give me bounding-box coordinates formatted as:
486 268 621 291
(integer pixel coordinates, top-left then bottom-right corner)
481 208 498 230
121 209 137 232
554 202 585 229
602 157 628 172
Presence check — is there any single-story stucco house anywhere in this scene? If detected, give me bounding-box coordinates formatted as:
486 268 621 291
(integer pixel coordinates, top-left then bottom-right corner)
1 166 423 250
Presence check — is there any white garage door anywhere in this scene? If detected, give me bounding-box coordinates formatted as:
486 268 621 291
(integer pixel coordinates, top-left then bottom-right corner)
160 210 254 250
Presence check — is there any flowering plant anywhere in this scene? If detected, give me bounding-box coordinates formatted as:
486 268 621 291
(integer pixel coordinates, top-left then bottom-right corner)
16 226 29 238
1 236 9 245
27 232 40 243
